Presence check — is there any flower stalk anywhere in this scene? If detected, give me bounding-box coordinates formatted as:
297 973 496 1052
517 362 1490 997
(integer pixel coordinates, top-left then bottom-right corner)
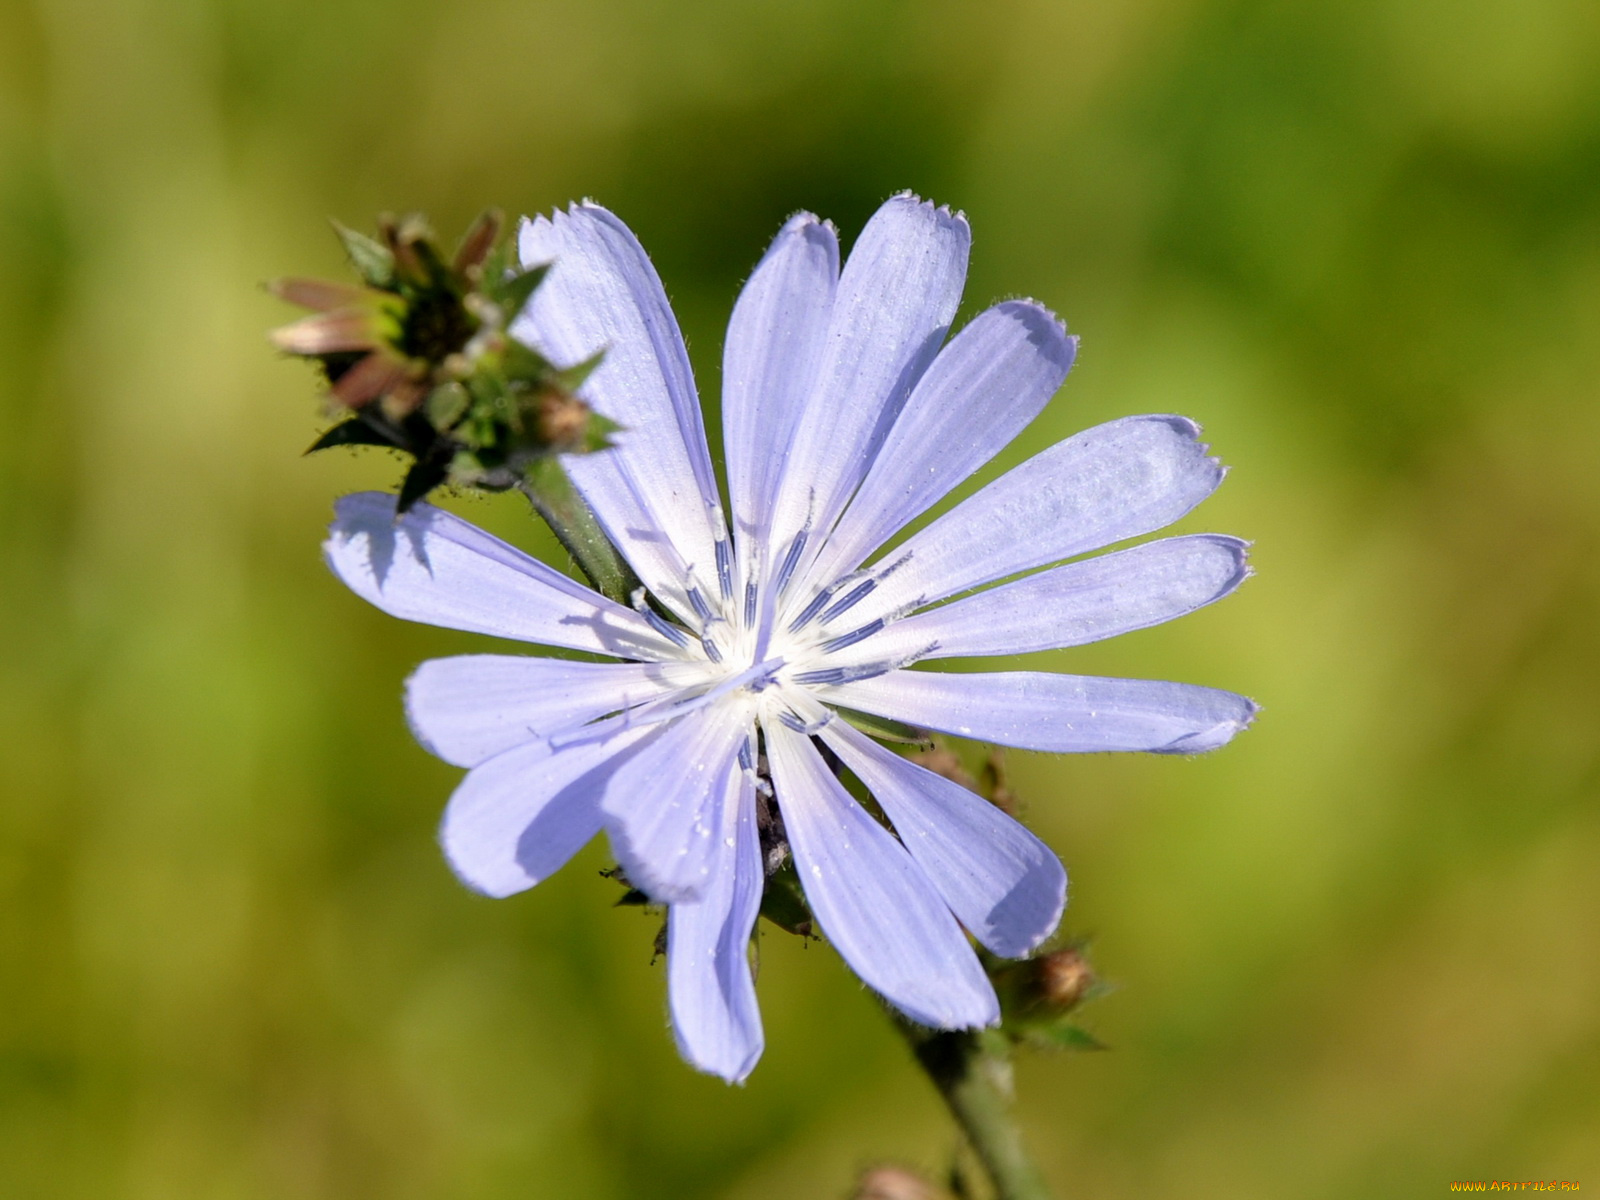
897 1021 1055 1200
516 459 639 604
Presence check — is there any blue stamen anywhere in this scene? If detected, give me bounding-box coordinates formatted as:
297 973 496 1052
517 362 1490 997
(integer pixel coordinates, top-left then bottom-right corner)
791 661 893 686
821 579 877 622
777 709 832 735
787 585 836 633
715 537 734 600
644 609 690 647
820 618 885 654
773 530 808 594
632 589 691 648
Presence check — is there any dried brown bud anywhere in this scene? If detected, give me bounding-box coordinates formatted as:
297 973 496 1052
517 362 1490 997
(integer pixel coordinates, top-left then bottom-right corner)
1033 946 1094 1011
376 374 429 420
270 308 379 355
382 212 431 281
453 208 504 275
854 1165 946 1200
537 389 592 448
328 352 409 409
268 277 368 311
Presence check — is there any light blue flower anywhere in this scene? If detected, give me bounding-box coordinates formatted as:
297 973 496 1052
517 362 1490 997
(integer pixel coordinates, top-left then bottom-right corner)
324 194 1255 1083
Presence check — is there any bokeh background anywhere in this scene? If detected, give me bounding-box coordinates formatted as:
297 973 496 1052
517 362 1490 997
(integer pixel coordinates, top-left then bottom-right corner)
3 0 1599 1195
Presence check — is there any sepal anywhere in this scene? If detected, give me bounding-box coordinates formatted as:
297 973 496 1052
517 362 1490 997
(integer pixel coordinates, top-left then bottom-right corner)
756 859 815 939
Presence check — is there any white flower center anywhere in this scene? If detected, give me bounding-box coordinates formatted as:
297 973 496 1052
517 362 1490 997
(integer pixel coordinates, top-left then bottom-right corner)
638 529 917 731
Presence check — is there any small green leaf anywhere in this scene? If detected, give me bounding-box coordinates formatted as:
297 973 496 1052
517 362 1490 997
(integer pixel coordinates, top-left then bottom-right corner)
579 411 622 453
758 865 815 938
332 221 396 289
480 240 514 287
551 347 604 392
1021 1023 1106 1053
501 341 556 386
304 417 400 454
493 263 550 320
424 381 470 430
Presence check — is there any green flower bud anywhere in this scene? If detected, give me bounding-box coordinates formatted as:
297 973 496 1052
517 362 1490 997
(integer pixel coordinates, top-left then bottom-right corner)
271 210 616 513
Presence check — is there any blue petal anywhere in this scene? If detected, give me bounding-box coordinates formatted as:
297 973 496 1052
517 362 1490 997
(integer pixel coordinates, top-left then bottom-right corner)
599 704 754 903
667 770 765 1082
841 535 1250 666
806 300 1076 589
765 721 998 1029
857 415 1226 623
765 194 970 574
824 669 1258 754
820 720 1065 959
516 204 722 615
406 655 688 768
440 728 654 898
722 213 839 559
324 493 673 658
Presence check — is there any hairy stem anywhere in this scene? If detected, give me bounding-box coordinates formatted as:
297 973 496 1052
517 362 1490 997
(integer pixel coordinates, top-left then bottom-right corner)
897 1021 1056 1200
519 459 638 604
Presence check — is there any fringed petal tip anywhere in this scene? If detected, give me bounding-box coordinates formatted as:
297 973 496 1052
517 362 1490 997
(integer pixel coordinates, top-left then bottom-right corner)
1212 534 1253 590
886 188 970 228
983 299 1077 365
1153 694 1261 755
990 295 1071 331
777 210 834 238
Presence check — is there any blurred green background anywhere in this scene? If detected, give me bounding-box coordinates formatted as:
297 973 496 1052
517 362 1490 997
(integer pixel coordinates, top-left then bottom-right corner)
3 0 1599 1196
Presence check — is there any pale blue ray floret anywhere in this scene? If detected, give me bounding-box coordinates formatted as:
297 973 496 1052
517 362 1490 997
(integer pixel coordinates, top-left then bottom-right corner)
323 193 1257 1083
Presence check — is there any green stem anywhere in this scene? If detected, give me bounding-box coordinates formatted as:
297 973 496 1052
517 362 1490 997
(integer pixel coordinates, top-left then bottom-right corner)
897 1021 1056 1200
519 459 639 604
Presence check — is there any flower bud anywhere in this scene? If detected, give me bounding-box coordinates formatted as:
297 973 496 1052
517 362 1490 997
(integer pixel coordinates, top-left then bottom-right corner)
536 388 593 449
989 942 1105 1051
272 210 617 511
1032 946 1094 1011
853 1165 947 1200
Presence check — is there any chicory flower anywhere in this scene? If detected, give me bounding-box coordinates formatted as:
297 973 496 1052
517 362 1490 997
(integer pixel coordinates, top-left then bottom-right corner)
324 194 1255 1082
